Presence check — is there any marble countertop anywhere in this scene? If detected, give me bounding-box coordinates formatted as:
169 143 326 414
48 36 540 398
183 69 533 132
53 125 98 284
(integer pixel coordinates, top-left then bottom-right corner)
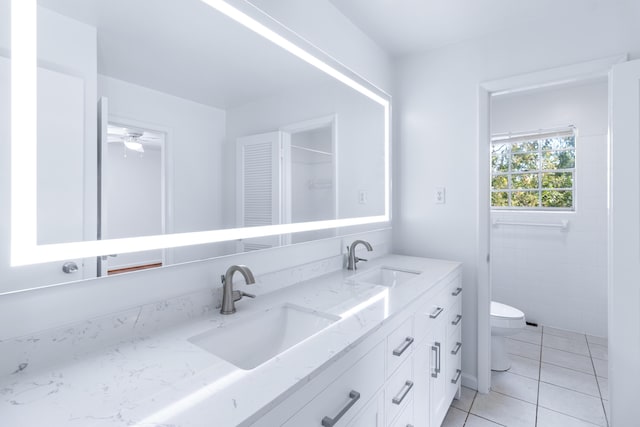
0 255 460 426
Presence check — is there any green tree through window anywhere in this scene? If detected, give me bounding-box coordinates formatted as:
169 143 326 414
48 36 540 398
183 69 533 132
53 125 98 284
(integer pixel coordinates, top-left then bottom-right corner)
491 132 575 210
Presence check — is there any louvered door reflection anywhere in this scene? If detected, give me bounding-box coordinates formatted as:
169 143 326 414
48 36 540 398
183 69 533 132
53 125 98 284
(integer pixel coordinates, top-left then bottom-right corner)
236 131 287 251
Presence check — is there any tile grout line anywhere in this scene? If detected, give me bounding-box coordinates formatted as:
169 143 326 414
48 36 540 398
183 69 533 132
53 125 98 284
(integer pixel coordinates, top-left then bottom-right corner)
464 390 509 427
537 405 605 427
461 389 478 426
537 379 603 399
586 335 610 427
534 327 544 426
511 338 601 376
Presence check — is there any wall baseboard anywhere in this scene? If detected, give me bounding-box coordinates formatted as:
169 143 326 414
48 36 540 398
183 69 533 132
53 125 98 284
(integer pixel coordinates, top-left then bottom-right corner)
462 373 478 391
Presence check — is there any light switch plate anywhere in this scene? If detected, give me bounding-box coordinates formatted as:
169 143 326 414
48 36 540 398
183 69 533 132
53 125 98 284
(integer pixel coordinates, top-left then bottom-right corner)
358 190 368 204
435 187 445 204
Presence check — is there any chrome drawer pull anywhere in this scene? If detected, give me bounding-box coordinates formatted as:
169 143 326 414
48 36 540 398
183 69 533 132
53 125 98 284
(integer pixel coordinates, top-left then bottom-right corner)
436 342 441 374
451 342 462 355
321 390 360 427
431 345 439 378
451 369 462 384
393 337 415 356
431 341 441 377
452 287 462 296
451 314 462 326
429 306 444 319
392 380 414 405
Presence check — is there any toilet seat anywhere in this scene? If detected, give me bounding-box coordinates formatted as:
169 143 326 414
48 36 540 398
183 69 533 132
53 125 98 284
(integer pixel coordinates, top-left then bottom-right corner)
491 301 525 329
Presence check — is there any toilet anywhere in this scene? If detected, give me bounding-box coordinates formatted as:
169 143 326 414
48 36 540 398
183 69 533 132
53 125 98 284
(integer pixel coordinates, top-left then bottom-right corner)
491 301 526 371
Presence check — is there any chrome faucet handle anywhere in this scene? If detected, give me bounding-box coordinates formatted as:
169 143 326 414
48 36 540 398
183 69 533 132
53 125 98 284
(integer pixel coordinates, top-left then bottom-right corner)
357 257 368 263
232 290 256 302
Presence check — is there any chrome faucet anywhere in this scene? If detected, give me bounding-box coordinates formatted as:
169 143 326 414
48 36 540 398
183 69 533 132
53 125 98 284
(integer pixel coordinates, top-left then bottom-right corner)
347 240 373 270
220 265 256 315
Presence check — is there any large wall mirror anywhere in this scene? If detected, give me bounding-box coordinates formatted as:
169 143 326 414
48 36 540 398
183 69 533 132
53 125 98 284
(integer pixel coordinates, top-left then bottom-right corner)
3 0 390 290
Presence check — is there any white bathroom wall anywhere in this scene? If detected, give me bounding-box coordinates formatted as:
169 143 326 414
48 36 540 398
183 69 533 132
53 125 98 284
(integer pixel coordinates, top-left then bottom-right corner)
490 81 609 337
393 2 640 386
0 1 393 339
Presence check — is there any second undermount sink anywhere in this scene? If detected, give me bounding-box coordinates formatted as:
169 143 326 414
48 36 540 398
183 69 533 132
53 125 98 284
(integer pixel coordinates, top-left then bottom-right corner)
348 266 421 287
189 303 340 370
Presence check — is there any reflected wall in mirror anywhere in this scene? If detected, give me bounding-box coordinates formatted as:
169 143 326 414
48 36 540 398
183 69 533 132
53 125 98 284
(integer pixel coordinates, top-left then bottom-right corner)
2 0 390 292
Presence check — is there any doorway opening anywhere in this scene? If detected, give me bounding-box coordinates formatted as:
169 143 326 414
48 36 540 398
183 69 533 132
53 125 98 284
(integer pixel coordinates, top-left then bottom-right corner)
476 56 624 395
100 122 167 275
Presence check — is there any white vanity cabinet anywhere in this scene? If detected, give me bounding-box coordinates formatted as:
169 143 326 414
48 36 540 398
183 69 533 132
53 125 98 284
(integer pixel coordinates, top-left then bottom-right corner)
412 273 462 427
250 268 461 427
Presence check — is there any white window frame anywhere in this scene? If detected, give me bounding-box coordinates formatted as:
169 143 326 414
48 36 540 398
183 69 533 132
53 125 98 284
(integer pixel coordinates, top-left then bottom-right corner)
490 127 576 211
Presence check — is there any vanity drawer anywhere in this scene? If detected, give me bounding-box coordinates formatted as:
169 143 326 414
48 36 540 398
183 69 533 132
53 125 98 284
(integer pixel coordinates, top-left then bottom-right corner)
446 327 462 402
414 287 448 344
283 341 385 427
385 355 414 426
387 316 415 377
446 299 462 337
389 395 413 427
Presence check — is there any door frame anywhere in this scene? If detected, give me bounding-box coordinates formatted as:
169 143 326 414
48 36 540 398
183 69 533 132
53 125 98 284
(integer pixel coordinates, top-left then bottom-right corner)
475 55 626 393
98 110 172 272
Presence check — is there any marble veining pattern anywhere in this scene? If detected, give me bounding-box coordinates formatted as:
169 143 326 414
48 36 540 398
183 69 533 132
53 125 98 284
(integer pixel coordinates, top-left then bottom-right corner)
0 255 460 426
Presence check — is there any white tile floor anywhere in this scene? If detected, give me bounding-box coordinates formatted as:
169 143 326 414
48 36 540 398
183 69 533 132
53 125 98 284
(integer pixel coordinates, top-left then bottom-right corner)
442 325 609 427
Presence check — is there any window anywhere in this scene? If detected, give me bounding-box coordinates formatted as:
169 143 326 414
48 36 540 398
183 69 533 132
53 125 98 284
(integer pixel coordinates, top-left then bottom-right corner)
491 129 575 210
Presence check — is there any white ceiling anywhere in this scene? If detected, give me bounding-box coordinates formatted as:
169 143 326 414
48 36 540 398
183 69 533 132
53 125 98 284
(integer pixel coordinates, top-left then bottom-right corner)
328 0 611 57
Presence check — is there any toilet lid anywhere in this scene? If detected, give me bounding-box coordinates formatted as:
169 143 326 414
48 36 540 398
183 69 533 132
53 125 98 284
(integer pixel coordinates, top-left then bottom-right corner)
491 301 524 319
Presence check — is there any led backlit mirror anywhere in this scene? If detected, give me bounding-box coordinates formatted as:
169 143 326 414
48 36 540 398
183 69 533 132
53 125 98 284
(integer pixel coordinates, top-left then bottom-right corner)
4 0 389 289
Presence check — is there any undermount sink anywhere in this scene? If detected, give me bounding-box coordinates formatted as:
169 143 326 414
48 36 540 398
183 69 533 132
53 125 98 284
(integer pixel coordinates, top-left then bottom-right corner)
189 303 340 370
348 266 421 287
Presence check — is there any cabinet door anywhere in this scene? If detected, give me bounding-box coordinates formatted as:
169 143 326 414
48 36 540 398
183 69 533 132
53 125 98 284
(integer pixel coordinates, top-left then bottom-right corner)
429 316 448 427
412 339 431 427
347 392 383 427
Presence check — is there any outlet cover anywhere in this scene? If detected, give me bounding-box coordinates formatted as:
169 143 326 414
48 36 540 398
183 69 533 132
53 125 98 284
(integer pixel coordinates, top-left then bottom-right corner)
435 187 445 204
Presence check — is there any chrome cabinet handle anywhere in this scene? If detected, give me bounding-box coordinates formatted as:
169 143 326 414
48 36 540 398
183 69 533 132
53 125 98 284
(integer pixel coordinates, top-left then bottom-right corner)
431 345 439 378
436 342 441 374
393 337 414 356
321 390 360 427
452 287 462 296
429 307 444 319
451 314 462 326
451 342 462 355
451 369 462 384
392 380 414 405
431 342 441 377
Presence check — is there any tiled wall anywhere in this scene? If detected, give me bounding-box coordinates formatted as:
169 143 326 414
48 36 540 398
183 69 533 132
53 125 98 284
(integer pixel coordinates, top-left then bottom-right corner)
490 81 608 337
